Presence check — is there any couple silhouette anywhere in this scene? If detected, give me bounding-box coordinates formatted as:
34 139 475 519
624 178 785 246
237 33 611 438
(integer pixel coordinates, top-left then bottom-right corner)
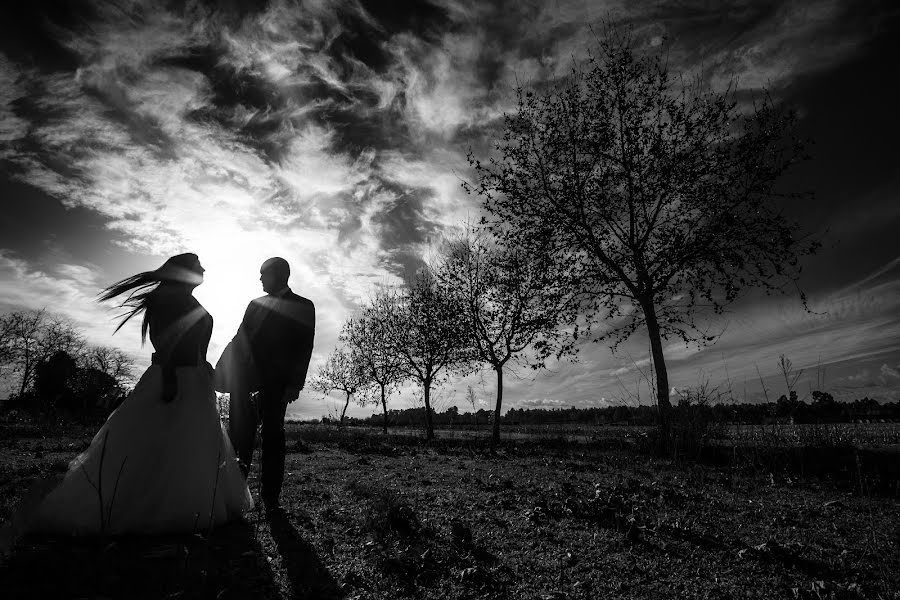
4 253 315 541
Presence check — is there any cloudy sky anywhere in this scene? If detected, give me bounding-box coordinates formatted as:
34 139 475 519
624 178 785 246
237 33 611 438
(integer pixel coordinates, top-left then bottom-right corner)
1 0 898 419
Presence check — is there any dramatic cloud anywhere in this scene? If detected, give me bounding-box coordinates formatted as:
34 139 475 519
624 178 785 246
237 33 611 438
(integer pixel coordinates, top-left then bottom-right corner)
2 0 899 416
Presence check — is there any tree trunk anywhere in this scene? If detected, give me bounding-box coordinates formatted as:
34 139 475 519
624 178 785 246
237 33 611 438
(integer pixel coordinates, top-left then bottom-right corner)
491 366 503 446
380 385 388 434
423 378 434 440
640 296 672 444
340 392 351 426
19 350 32 397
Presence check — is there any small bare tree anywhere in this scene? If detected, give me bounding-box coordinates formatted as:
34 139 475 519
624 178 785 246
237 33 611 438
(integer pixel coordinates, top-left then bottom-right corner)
466 385 479 429
310 345 368 426
436 228 576 444
377 271 474 440
777 354 804 398
342 312 404 434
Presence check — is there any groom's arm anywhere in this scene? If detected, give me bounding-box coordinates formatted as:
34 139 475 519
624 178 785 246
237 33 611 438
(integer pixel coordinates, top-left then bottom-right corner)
282 299 315 403
229 302 255 365
215 300 259 391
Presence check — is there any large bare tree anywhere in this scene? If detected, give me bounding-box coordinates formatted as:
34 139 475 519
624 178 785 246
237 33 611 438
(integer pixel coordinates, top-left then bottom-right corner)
437 228 576 444
466 31 818 435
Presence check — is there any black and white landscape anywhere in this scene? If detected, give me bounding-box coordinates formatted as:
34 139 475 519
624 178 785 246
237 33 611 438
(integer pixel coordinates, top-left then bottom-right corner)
1 2 898 599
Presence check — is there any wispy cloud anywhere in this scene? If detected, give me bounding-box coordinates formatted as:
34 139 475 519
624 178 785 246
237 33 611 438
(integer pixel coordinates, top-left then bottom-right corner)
0 55 30 155
0 251 134 351
2 0 898 413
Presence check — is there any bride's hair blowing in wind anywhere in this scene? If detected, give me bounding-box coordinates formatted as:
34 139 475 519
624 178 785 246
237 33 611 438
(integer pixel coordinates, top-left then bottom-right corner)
98 253 204 342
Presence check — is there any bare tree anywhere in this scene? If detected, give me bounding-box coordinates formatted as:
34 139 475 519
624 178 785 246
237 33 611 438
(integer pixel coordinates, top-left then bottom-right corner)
0 310 86 397
0 314 13 364
466 29 818 437
310 345 368 426
82 346 135 388
41 316 87 359
465 384 487 431
378 270 474 440
2 309 56 398
436 228 576 444
342 312 403 434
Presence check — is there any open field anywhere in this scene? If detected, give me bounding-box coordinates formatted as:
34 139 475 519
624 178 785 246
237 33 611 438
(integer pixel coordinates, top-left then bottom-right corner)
1 421 899 599
337 422 900 449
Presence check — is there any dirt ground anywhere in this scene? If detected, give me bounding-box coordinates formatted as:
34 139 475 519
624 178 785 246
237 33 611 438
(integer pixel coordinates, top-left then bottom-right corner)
1 422 898 599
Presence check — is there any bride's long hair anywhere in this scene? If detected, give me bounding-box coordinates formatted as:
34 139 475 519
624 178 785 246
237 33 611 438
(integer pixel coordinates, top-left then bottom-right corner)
99 253 203 342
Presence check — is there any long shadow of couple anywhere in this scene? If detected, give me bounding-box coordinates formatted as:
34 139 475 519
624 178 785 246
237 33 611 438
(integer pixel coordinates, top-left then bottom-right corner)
0 511 341 599
263 507 343 599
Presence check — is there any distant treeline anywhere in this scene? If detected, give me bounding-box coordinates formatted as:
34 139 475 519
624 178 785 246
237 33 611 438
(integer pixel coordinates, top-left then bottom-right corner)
1 309 134 419
336 393 900 428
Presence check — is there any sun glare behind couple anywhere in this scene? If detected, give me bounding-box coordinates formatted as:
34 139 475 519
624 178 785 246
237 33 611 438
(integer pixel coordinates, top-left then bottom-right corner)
189 245 302 362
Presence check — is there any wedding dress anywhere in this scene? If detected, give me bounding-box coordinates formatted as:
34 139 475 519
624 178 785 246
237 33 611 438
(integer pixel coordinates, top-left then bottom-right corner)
23 295 252 536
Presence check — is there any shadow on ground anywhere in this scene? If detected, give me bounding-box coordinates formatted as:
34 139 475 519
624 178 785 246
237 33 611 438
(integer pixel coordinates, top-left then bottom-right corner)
266 507 343 599
0 520 282 599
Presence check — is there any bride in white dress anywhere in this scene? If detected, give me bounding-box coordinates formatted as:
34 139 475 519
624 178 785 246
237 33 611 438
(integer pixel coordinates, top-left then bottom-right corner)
9 253 252 538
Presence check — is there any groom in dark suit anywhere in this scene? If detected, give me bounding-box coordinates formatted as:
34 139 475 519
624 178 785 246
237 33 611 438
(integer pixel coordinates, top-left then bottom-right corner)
217 257 315 507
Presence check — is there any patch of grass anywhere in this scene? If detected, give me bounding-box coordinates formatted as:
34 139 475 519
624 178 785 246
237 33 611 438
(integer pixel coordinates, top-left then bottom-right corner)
3 419 900 599
345 479 422 540
290 438 312 454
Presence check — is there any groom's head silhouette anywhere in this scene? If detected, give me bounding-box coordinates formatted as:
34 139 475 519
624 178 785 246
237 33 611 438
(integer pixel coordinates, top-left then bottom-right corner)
260 257 290 294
